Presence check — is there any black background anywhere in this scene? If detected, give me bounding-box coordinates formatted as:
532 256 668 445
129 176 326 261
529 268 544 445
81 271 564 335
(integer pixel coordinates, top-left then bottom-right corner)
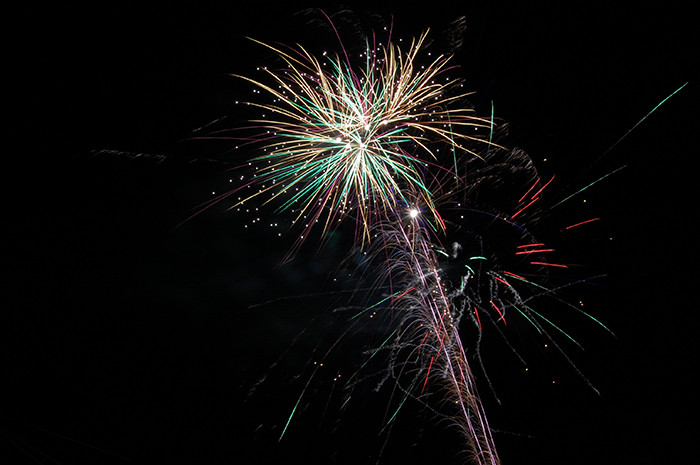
6 2 694 464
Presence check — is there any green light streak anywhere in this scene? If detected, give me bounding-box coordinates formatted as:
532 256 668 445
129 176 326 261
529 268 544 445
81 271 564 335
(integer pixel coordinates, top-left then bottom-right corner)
552 165 627 208
345 329 398 385
601 81 688 158
350 289 405 320
279 365 319 442
511 304 542 335
524 305 583 349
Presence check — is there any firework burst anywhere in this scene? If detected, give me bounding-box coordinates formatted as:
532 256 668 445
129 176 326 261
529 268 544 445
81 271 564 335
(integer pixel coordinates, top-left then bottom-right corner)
223 15 622 465
229 29 495 247
223 22 512 463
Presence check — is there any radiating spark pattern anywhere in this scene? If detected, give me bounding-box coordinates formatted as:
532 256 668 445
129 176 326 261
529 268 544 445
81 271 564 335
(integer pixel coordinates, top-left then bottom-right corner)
231 31 494 245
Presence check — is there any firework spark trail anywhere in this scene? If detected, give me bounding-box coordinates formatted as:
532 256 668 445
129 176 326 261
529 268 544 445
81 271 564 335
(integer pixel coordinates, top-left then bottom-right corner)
368 214 501 464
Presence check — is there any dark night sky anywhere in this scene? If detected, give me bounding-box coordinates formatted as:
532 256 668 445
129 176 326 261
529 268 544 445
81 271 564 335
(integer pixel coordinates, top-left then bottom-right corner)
6 2 695 464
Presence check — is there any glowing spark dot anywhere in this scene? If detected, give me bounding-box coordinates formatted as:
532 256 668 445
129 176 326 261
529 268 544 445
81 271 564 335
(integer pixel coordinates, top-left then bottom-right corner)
409 208 419 219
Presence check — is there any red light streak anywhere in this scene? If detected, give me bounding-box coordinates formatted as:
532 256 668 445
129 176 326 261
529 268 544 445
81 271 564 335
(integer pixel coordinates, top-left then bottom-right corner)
530 261 568 268
565 217 601 230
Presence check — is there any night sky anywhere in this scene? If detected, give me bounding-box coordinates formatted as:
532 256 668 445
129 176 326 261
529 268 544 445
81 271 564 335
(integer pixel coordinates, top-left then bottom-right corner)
7 2 694 464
